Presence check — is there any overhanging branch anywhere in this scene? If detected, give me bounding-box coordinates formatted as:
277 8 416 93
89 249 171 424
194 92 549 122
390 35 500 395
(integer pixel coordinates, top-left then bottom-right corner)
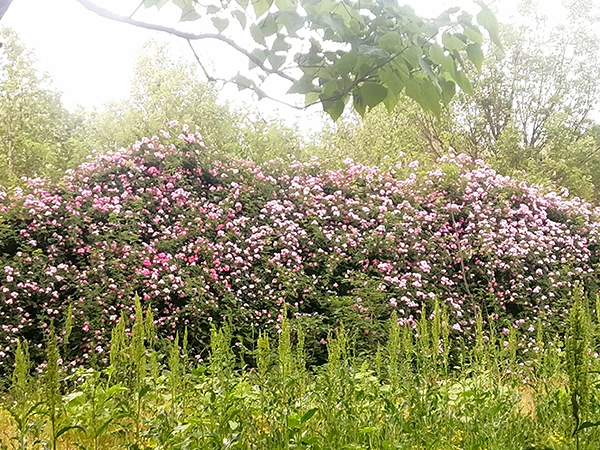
0 0 13 20
74 0 296 83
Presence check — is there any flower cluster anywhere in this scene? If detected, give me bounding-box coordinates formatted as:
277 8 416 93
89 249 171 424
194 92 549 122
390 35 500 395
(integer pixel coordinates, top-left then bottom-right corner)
1 130 598 366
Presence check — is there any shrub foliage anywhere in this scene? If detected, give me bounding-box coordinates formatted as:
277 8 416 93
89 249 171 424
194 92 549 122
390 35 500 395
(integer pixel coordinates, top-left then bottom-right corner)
1 125 599 367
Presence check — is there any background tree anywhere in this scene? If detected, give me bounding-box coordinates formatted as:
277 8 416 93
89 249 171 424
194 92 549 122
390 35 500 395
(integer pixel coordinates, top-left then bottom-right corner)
323 0 600 201
84 40 306 162
0 27 83 185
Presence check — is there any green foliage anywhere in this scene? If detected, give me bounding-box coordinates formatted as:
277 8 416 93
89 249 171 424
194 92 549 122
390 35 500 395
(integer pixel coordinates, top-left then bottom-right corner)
0 28 87 185
567 288 592 443
2 316 600 449
122 0 499 119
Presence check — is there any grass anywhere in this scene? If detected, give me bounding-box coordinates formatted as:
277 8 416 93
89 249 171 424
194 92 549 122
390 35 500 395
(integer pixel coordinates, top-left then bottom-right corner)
1 306 600 449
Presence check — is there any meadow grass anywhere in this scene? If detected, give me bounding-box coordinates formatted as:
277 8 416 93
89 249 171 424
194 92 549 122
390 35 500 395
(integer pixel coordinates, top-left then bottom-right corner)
1 302 600 450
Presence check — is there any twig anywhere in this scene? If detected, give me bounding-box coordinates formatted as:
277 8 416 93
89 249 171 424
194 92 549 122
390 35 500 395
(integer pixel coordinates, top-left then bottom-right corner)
74 0 296 83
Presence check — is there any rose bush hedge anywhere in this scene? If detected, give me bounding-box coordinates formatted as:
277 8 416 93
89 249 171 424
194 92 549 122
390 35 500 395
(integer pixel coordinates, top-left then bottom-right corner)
1 125 599 369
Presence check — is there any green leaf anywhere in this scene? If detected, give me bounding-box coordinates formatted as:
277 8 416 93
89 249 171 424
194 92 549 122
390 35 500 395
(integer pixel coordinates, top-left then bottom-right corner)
463 25 483 44
476 6 501 46
401 46 422 69
249 48 267 69
272 34 291 52
143 0 169 9
579 421 600 431
378 31 403 52
335 51 358 74
253 0 273 18
274 0 296 11
287 415 301 428
55 426 84 439
212 17 230 33
428 44 446 66
268 53 286 70
414 78 441 117
359 82 387 108
442 33 464 51
301 408 318 424
250 24 267 46
353 90 366 117
207 5 220 14
236 0 249 8
232 10 247 29
179 5 201 21
259 14 278 36
439 77 456 105
288 76 315 94
379 66 404 96
305 91 320 106
233 74 254 90
322 97 346 121
466 43 483 71
454 70 473 95
383 89 399 112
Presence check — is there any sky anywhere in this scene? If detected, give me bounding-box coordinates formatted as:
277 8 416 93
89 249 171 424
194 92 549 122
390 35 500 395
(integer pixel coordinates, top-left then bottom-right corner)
1 0 566 129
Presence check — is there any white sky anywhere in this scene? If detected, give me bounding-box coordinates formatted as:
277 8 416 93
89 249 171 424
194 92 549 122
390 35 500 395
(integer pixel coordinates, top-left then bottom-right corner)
1 0 566 129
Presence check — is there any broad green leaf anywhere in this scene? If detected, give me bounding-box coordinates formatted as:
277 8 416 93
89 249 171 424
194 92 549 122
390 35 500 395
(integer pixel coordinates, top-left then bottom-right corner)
272 34 291 52
454 70 473 95
378 32 403 53
143 0 169 9
249 48 267 69
236 0 249 8
418 58 439 88
359 82 387 108
232 9 247 29
437 6 460 20
352 90 366 117
428 44 446 66
274 0 296 11
288 76 315 94
322 97 346 121
401 46 422 69
250 24 267 46
278 11 304 35
233 73 254 90
379 66 404 96
466 43 483 71
253 0 273 18
476 6 501 46
287 416 301 428
259 14 278 36
335 51 358 74
412 78 441 117
383 90 399 112
207 5 219 14
212 17 230 33
180 5 201 21
305 91 320 106
463 25 483 44
173 0 192 8
442 33 464 51
439 77 456 105
268 53 286 70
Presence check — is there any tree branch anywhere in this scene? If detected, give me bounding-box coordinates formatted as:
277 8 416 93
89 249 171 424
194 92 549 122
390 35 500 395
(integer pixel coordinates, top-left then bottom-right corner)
74 0 296 83
0 0 14 22
185 39 304 110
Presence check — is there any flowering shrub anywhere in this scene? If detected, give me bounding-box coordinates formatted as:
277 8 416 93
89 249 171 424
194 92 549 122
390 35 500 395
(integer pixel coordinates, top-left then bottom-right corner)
1 126 599 368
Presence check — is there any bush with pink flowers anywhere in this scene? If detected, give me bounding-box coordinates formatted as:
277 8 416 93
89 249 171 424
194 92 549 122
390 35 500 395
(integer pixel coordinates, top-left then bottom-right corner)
1 126 599 369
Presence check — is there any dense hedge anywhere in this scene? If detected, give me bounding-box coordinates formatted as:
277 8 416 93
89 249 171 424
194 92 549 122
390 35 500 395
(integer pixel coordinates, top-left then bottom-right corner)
1 126 599 368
